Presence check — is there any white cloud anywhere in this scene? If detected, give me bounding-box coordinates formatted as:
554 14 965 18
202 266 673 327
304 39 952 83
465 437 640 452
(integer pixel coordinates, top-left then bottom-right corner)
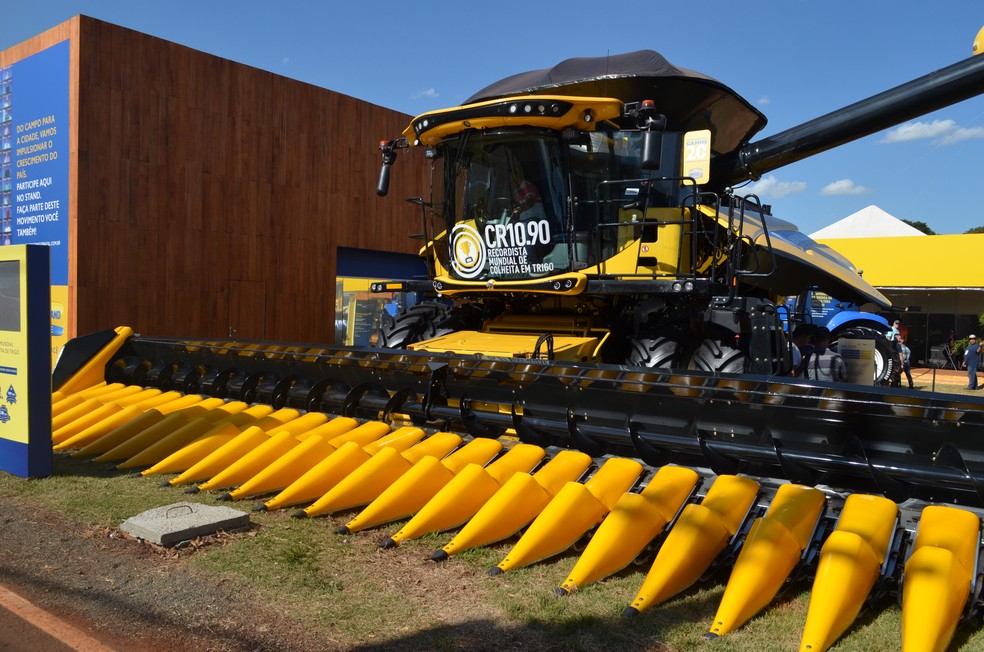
412 88 439 100
940 125 984 144
757 96 770 105
744 175 806 199
881 119 984 144
282 57 290 65
819 179 873 196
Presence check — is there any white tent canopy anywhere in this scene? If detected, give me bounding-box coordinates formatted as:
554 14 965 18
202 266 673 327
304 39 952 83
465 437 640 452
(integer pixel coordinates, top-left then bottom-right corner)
809 205 926 239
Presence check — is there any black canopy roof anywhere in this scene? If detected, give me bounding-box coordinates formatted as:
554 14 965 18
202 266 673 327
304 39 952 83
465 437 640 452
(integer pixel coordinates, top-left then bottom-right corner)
464 50 768 156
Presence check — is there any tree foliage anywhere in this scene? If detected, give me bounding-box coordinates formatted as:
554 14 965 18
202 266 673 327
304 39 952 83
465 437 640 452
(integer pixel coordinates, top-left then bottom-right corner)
966 226 984 235
902 219 936 235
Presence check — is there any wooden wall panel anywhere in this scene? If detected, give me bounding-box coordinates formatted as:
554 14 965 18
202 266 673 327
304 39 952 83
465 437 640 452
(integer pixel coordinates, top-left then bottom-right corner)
68 16 426 343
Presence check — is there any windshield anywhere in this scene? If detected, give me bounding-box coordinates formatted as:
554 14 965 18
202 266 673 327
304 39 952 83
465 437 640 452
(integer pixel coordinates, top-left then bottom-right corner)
432 128 683 282
434 131 567 281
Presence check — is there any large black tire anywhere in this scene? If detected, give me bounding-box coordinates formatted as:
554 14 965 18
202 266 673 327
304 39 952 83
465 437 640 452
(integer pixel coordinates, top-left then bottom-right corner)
832 326 894 385
688 329 746 374
376 301 460 349
627 334 683 369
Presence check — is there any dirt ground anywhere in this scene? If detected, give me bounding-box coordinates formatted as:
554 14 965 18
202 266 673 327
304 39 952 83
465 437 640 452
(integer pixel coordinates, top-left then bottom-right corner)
0 495 326 652
0 490 536 652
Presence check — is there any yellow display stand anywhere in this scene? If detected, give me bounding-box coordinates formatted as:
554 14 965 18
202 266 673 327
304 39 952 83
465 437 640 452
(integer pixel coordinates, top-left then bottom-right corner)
0 244 51 477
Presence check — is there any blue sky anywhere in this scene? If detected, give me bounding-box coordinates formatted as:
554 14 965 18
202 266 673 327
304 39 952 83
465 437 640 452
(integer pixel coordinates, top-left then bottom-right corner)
3 1 984 235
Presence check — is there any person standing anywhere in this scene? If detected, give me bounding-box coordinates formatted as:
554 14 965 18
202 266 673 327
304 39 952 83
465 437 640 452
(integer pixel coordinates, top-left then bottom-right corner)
898 334 913 389
789 325 813 377
885 319 901 341
802 327 847 382
964 334 981 390
887 331 903 387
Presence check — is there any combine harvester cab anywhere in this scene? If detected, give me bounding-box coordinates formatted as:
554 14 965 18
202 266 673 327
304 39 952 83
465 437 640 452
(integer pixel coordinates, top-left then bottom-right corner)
48 29 984 651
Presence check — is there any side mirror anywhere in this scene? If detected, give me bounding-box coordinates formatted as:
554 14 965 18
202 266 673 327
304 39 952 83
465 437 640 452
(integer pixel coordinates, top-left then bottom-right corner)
641 131 662 170
376 140 402 197
377 159 393 197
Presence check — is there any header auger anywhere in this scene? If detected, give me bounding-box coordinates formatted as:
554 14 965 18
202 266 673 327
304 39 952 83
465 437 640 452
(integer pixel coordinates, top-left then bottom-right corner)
52 31 984 651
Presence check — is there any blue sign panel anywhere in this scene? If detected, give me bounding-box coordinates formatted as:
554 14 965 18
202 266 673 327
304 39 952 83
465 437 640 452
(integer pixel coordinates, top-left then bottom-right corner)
0 40 70 284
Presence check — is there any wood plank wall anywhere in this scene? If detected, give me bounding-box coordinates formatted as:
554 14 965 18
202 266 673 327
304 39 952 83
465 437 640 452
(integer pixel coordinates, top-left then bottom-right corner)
9 16 429 344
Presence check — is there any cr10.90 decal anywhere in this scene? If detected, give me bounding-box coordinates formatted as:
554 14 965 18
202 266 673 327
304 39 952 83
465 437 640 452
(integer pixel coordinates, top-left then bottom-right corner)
450 219 554 279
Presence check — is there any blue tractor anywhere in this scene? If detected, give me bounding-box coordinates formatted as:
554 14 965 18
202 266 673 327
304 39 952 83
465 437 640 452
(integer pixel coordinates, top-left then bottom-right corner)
784 290 894 384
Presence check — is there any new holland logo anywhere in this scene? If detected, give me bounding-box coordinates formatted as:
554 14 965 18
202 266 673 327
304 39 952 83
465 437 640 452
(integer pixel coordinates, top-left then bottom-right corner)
450 222 487 279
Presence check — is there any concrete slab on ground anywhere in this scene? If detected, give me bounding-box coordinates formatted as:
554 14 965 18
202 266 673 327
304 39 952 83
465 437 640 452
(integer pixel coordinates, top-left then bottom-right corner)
120 502 249 546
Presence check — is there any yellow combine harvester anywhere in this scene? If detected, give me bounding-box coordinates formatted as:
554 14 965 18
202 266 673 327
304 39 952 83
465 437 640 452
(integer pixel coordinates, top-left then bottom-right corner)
52 32 984 652
371 50 944 378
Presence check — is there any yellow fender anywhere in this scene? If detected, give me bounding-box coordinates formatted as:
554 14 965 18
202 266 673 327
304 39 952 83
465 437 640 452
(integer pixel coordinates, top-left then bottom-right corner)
74 397 227 459
300 432 463 518
225 417 362 500
341 438 504 533
625 474 760 616
902 505 980 652
491 457 644 575
558 465 700 594
383 443 546 547
799 493 898 652
436 449 593 560
708 483 826 638
261 425 421 512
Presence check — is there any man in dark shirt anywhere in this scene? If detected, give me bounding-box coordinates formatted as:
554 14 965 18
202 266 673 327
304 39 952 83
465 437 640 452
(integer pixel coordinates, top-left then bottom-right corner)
802 327 847 383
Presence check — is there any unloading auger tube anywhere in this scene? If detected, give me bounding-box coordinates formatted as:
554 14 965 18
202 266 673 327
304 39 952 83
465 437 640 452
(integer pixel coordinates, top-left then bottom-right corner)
57 328 984 507
715 47 984 187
